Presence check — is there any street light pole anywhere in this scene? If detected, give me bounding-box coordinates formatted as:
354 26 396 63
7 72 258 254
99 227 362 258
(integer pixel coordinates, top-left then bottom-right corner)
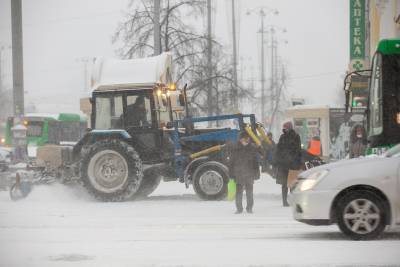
231 0 238 111
260 10 266 125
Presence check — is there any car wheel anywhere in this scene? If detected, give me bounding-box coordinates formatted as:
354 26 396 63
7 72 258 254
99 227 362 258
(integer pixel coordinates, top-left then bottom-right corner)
336 190 387 240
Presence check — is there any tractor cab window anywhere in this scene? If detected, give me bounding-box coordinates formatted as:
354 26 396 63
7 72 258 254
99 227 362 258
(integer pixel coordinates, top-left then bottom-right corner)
126 95 152 127
95 95 124 129
369 53 383 136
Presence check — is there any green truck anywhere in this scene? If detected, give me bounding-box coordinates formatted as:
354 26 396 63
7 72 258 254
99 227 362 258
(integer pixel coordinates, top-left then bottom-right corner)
345 39 400 154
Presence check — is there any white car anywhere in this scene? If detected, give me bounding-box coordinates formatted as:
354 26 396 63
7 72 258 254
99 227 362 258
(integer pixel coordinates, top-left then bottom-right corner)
289 144 400 240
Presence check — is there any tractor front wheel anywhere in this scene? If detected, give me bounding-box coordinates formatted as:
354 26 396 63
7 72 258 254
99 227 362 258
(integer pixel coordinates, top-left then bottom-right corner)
192 162 228 200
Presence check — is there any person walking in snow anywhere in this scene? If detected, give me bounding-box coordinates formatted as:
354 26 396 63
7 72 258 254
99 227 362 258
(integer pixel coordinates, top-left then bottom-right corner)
273 121 302 207
227 131 261 214
349 124 367 158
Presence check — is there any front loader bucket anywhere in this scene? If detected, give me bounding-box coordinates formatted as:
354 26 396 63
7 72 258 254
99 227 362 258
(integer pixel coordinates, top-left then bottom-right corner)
9 172 32 201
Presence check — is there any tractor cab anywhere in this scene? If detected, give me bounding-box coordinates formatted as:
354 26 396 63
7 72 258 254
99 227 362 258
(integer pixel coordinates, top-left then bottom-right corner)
87 52 187 163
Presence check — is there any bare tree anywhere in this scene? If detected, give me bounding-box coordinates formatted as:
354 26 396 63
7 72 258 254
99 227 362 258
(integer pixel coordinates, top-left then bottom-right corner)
113 0 246 116
113 0 206 83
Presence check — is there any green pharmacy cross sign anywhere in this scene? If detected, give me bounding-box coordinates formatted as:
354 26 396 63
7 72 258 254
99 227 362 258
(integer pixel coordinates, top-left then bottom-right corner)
350 0 366 70
352 60 364 70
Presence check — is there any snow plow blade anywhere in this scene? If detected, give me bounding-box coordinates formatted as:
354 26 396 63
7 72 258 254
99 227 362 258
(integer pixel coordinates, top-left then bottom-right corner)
9 172 32 201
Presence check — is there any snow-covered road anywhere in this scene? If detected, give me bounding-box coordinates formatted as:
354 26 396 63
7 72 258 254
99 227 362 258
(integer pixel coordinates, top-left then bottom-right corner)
0 175 399 267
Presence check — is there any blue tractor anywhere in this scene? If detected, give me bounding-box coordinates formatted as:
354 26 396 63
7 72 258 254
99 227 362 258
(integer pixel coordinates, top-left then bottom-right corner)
10 53 269 201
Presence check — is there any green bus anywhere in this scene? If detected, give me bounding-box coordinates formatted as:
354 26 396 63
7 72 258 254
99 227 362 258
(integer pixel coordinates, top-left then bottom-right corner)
345 39 400 154
4 113 87 149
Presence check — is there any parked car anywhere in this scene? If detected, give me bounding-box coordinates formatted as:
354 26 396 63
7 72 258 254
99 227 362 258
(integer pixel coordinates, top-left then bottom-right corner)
289 144 400 240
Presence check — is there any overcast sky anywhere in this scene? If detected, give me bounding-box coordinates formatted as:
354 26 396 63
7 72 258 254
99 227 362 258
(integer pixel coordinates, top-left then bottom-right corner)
0 0 349 114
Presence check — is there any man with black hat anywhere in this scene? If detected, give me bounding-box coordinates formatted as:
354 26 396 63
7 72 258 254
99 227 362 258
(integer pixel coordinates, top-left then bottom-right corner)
227 131 261 214
273 121 302 207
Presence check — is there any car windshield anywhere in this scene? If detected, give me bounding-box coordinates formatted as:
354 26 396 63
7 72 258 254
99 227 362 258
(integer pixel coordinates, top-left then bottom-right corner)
384 144 400 157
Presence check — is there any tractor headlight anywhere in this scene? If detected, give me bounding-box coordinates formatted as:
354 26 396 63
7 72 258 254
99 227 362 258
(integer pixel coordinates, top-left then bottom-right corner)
299 169 329 192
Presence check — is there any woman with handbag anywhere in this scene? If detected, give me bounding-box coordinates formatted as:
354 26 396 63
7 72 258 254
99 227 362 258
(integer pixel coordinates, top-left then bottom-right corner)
273 121 302 207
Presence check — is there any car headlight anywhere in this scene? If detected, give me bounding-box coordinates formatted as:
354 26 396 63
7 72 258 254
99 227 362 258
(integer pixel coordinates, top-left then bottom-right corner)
299 169 329 191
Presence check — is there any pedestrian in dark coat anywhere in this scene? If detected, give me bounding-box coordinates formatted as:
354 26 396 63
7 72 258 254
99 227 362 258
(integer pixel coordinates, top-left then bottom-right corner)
228 131 261 214
273 121 302 207
349 124 367 158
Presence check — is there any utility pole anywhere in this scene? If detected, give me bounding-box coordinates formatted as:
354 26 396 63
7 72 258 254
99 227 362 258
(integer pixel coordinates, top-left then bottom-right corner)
246 7 278 124
265 25 286 131
207 0 213 118
260 9 266 125
154 0 161 55
11 0 24 116
231 0 238 111
269 27 275 116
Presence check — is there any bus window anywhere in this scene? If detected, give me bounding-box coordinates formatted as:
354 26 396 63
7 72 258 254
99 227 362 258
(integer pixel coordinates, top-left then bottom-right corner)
27 121 44 137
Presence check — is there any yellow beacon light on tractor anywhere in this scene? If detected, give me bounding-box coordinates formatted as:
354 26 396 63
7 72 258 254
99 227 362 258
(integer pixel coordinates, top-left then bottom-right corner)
168 83 177 90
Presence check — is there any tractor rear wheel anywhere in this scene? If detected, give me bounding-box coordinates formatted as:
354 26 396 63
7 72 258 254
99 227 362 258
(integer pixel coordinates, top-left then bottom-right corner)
80 140 143 201
192 162 228 200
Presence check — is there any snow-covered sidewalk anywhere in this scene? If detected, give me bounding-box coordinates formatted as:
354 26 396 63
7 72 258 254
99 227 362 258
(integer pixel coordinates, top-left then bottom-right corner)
0 175 399 267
